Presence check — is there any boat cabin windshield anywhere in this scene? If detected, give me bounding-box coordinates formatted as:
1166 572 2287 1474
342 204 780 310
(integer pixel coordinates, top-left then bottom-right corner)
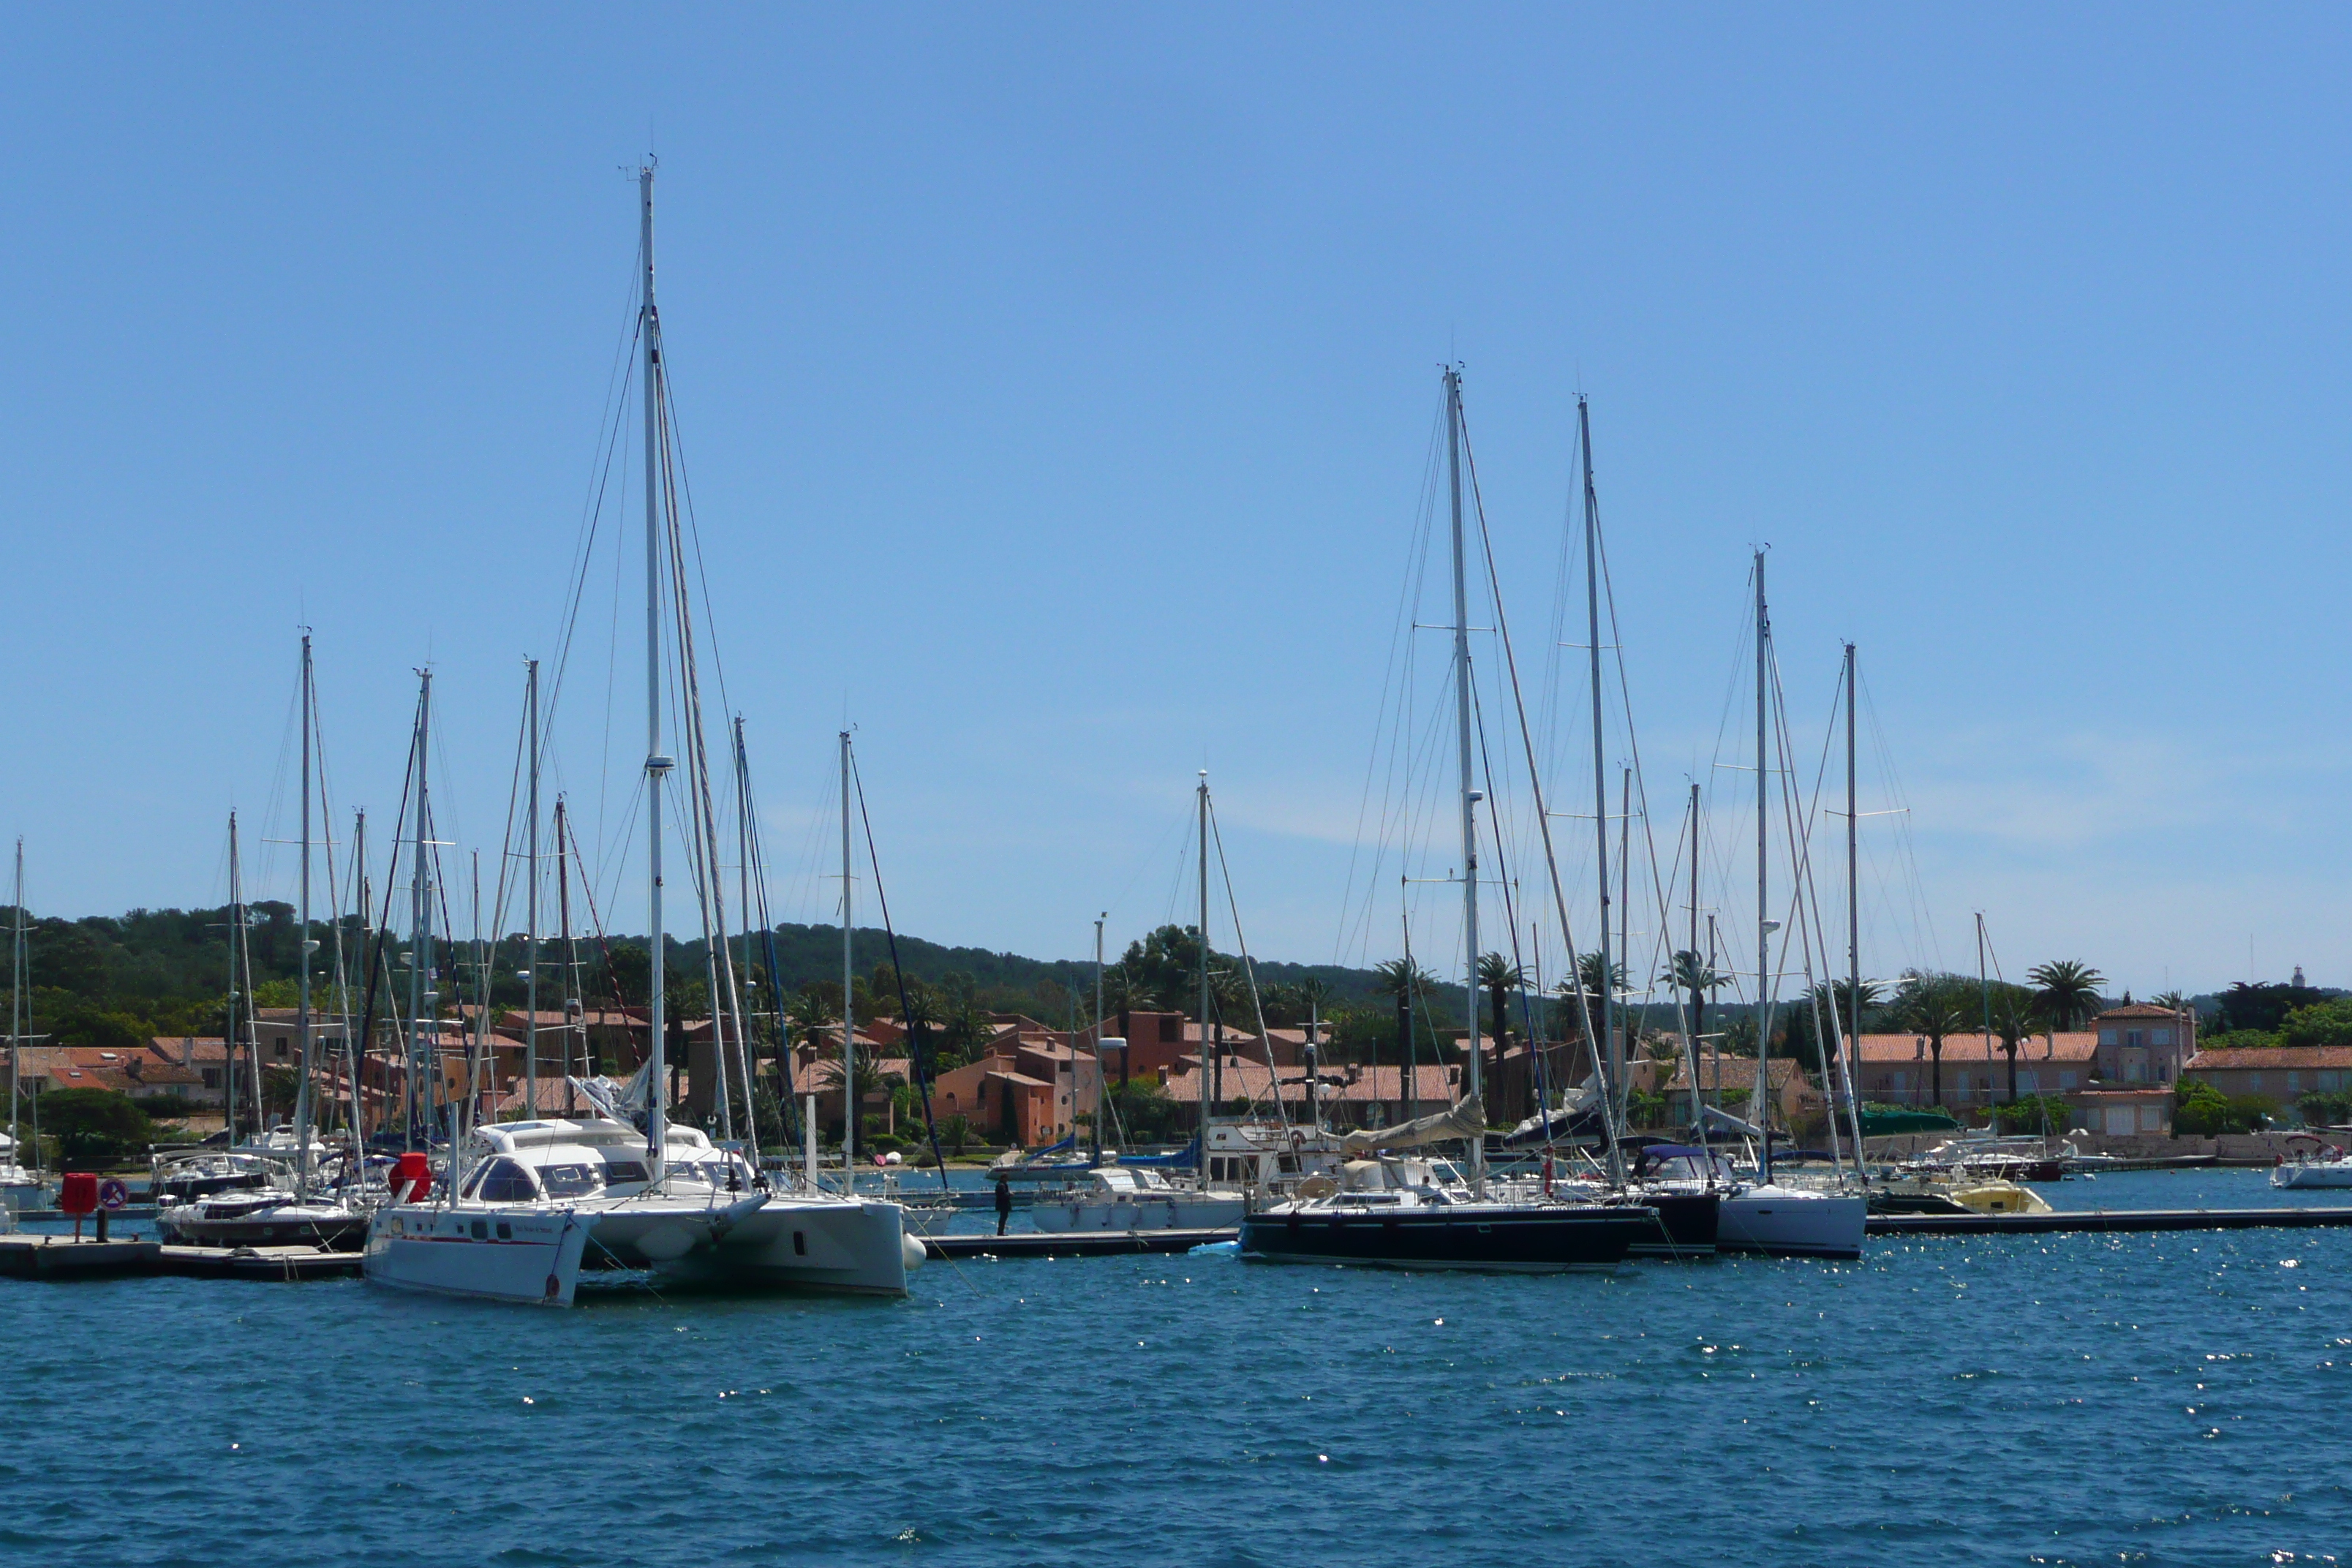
463 1158 541 1202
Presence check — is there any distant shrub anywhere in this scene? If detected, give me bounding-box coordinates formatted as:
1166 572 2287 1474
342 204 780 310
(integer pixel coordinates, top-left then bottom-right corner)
2177 1079 2270 1136
2294 1090 2352 1128
1994 1095 2076 1135
2279 1000 2352 1051
38 1088 154 1166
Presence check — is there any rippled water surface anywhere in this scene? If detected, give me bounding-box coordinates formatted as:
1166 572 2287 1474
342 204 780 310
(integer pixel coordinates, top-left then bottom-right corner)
4 1169 2348 1567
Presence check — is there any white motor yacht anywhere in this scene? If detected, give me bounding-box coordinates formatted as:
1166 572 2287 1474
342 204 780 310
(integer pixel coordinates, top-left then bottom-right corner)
1028 1166 1246 1233
2272 1135 2352 1189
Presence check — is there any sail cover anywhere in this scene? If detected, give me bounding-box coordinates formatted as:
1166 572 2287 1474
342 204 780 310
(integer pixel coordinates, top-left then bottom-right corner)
1341 1094 1486 1155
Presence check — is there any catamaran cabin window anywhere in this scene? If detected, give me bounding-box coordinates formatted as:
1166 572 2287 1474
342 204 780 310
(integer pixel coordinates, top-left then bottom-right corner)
470 1158 539 1202
540 1163 603 1198
601 1159 651 1187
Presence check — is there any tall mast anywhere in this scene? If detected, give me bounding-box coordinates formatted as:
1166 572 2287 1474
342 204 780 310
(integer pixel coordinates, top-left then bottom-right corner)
9 841 21 1169
1196 772 1210 1180
1093 913 1106 1165
1978 911 1991 1114
295 634 314 1196
641 162 671 1179
840 729 854 1191
734 718 755 1145
1445 368 1484 1195
349 809 366 1147
1846 642 1864 1164
1581 397 1611 1177
409 672 433 1154
1687 783 1710 1160
525 657 540 1119
556 799 579 1081
1617 764 1632 1123
230 812 261 1141
1754 551 1774 1186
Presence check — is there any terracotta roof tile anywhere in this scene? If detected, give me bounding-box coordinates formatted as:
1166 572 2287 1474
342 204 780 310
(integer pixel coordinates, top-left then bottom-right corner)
2187 1046 2352 1070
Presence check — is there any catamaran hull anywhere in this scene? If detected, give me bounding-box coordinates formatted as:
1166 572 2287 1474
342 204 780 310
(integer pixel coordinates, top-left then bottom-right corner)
1239 1205 1654 1272
1028 1194 1248 1233
362 1207 589 1305
588 1198 912 1296
1716 1189 1866 1259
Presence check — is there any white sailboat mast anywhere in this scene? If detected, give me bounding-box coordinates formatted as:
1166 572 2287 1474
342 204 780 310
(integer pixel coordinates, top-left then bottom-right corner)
526 656 540 1119
9 840 20 1165
1445 368 1484 1195
295 633 314 1197
1093 913 1105 1165
641 164 671 1178
840 729 854 1191
1196 771 1210 1179
1754 551 1774 1186
1582 398 1612 1152
410 672 434 1156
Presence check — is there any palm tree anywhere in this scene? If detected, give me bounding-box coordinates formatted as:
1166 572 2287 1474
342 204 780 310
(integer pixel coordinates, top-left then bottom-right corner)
1989 982 2037 1104
1893 973 1969 1109
1372 957 1438 1000
1662 949 1724 1004
2151 990 2187 1013
784 984 835 1058
1477 952 1528 1044
1292 976 1335 1034
2027 959 2106 1049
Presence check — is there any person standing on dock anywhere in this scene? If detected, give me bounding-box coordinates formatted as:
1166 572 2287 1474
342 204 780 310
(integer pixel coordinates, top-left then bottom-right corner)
995 1175 1012 1237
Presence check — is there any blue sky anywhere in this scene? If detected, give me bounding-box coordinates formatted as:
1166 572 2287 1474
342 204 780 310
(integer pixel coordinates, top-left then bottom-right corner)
4 6 2348 1000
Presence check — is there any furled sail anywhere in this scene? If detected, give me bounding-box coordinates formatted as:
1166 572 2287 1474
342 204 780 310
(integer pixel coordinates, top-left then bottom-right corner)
1341 1094 1485 1155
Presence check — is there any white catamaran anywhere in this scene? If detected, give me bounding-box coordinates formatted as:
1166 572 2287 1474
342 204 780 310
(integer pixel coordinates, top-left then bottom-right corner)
363 164 915 1304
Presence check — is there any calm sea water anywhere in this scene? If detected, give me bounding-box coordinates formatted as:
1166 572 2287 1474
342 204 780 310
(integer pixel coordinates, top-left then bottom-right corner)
4 1169 2346 1567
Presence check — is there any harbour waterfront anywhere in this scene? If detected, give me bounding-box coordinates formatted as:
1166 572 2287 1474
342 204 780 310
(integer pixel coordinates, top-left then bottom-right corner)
2 1172 2345 1566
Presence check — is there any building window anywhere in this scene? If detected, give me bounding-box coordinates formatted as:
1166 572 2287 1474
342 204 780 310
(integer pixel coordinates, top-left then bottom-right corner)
203 1068 220 1088
2019 1071 2039 1093
2288 1072 2302 1093
2099 1029 2118 1046
2059 1071 2078 1090
2153 1028 2173 1046
2250 1073 2263 1090
2126 1030 2146 1049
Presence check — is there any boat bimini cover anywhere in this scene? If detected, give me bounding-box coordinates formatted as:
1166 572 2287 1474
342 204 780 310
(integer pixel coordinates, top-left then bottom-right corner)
1341 1095 1486 1156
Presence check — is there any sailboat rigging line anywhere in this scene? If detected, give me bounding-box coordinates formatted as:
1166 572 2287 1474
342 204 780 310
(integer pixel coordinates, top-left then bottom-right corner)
845 750 952 1193
544 304 643 728
1576 435 1712 1160
1333 396 1450 968
1453 398 1624 1180
1858 666 1942 973
1776 650 1869 1169
1203 799 1294 1136
655 398 752 1145
734 725 802 1152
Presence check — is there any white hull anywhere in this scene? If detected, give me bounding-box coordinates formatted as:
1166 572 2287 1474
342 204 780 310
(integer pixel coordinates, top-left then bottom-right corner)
587 1196 913 1294
2272 1161 2352 1189
1028 1194 1248 1232
363 1205 589 1306
0 1175 49 1213
1717 1186 1867 1259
